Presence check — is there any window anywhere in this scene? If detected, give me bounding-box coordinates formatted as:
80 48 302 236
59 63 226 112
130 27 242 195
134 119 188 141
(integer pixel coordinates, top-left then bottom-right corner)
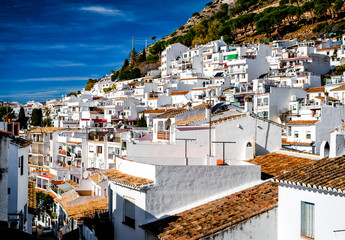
123 198 135 228
301 202 315 239
97 146 102 154
108 147 114 159
19 156 24 176
89 146 94 152
306 131 311 140
294 131 299 138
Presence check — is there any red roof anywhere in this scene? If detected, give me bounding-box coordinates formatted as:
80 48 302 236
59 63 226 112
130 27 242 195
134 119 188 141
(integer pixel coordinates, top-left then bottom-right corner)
38 173 56 179
93 119 107 123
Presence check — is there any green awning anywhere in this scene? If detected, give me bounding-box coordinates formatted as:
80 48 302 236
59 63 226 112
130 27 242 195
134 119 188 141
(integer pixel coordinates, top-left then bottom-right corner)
227 54 238 60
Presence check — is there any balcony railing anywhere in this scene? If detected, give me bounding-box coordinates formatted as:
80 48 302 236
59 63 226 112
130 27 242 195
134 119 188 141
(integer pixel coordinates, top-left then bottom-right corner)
157 131 170 140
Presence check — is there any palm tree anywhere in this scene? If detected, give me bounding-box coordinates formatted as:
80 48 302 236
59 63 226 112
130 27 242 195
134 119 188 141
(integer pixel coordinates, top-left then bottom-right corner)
43 107 51 118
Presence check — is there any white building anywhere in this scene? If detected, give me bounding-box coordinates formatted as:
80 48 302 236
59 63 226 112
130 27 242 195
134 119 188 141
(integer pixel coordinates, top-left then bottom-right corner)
108 156 263 240
161 43 188 77
275 156 345 240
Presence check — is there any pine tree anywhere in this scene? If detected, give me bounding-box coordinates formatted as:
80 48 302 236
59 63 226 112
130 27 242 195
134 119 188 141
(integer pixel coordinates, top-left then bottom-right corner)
18 107 27 129
31 108 43 127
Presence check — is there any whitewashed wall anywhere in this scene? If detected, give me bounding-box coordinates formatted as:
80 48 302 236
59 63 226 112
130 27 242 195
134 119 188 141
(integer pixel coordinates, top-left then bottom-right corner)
278 184 345 240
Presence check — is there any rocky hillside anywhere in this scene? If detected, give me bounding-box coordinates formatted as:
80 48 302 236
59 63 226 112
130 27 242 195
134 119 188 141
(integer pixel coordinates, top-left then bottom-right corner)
110 0 345 81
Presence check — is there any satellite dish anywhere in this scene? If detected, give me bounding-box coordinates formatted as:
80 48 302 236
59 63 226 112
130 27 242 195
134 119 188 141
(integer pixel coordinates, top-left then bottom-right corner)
83 171 89 179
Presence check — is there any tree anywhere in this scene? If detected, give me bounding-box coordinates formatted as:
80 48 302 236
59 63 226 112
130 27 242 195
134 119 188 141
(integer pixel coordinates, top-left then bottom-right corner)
0 106 15 121
36 191 55 221
31 108 43 127
333 0 344 16
43 107 51 118
42 118 52 127
18 107 27 129
85 78 99 91
138 48 146 62
137 115 147 127
151 36 157 43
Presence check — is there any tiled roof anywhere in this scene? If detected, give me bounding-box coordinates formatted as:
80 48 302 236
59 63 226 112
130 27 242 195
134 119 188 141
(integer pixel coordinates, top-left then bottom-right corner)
154 108 185 119
282 138 314 146
11 137 32 147
55 190 77 207
67 141 81 145
306 87 324 93
193 103 209 109
38 173 56 179
141 182 278 240
169 91 189 96
143 109 166 114
317 46 341 51
102 169 153 187
30 127 67 134
330 84 345 91
175 114 206 125
148 97 158 100
206 114 246 125
89 173 105 184
274 156 345 193
64 197 108 221
315 96 338 101
28 181 36 211
286 120 318 125
66 180 79 188
247 153 315 177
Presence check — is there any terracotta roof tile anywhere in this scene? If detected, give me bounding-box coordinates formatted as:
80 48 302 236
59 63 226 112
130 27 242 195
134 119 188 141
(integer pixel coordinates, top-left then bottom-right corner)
143 109 167 114
247 153 315 177
206 114 246 125
38 173 56 179
286 120 318 125
64 197 108 221
317 46 341 51
175 114 206 125
102 169 153 186
30 127 67 134
141 182 278 239
306 87 324 93
169 91 189 96
154 109 186 119
275 156 345 192
11 137 32 147
66 179 79 188
193 103 209 109
315 96 338 101
330 84 345 91
282 138 314 146
89 173 105 184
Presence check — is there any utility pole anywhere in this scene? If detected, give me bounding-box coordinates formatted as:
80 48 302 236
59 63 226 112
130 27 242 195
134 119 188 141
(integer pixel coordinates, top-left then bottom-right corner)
208 89 212 158
132 36 134 51
212 141 236 165
176 138 196 165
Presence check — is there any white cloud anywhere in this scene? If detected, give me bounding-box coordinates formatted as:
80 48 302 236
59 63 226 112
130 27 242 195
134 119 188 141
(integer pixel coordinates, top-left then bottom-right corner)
80 6 124 16
55 61 85 67
15 76 90 82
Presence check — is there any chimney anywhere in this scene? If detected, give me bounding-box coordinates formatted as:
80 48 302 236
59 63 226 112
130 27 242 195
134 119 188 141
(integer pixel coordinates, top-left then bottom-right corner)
324 92 329 105
329 131 345 158
244 96 253 113
205 104 211 118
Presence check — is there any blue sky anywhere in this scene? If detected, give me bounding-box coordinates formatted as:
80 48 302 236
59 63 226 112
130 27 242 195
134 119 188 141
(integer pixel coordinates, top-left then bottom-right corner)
0 0 208 103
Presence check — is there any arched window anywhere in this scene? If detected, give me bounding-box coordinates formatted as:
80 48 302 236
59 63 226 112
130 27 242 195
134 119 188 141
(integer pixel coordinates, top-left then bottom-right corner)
246 142 252 147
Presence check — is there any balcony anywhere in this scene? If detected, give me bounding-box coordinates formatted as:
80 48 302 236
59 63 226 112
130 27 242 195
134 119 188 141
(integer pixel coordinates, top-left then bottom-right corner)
157 131 170 140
